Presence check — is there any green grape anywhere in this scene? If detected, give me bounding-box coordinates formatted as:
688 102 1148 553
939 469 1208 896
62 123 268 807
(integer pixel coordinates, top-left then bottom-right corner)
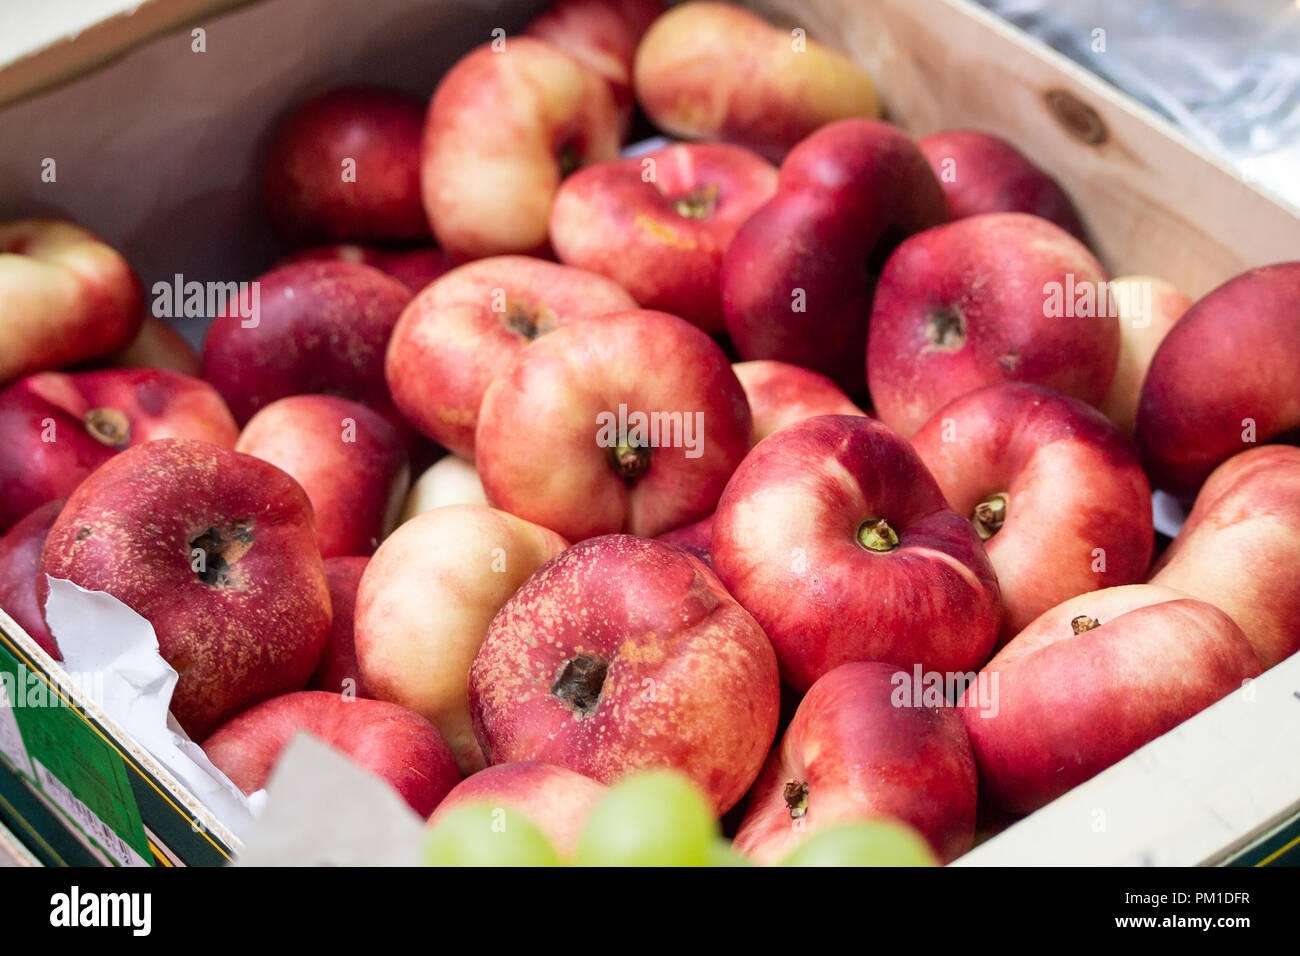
576 769 718 867
707 838 752 867
422 803 562 867
779 820 939 867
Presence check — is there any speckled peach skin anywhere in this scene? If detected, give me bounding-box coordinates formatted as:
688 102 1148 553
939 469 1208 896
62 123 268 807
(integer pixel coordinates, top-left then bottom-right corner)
912 382 1152 641
959 585 1260 814
712 414 1002 692
200 259 412 427
39 438 331 740
355 505 569 774
202 691 460 817
428 760 606 854
867 212 1115 437
236 395 410 559
0 367 239 532
420 37 619 261
468 535 780 815
0 220 143 385
1150 445 1300 669
385 255 636 459
1136 262 1300 497
735 662 977 865
549 142 777 333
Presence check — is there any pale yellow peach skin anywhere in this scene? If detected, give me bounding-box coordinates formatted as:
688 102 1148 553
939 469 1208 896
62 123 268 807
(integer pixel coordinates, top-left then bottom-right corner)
420 38 619 261
633 2 879 161
1099 275 1192 435
104 317 202 377
0 220 142 384
353 505 569 773
399 455 488 525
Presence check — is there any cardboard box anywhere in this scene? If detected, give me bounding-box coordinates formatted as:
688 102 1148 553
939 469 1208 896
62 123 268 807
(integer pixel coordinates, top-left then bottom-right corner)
1 0 1298 866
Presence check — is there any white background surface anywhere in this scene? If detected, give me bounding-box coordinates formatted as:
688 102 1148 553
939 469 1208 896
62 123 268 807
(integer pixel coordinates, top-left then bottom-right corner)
0 0 144 66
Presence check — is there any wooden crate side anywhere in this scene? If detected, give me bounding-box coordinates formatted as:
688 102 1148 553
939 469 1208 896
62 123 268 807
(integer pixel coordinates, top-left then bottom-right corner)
748 0 1300 296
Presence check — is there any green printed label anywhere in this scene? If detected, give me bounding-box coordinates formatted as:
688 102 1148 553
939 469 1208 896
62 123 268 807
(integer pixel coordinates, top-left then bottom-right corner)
0 643 151 866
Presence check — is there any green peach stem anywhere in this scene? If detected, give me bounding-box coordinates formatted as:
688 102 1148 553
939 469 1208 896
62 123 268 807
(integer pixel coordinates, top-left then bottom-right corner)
856 517 899 552
84 407 131 447
972 493 1008 540
610 441 651 481
671 182 720 219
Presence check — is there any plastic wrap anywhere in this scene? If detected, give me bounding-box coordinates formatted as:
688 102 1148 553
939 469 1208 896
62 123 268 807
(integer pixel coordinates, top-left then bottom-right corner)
976 0 1300 206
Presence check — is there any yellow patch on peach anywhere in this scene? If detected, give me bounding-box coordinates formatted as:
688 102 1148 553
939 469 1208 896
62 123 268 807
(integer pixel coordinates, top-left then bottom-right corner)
633 213 697 250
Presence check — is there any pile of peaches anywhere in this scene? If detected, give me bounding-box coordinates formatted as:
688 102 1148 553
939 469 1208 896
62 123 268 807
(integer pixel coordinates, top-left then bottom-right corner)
1 0 1297 866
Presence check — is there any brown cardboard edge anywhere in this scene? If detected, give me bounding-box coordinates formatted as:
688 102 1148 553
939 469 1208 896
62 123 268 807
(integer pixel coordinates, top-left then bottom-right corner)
0 0 255 109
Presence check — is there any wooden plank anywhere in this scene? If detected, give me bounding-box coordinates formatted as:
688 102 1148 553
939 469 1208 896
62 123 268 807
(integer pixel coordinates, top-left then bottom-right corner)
749 0 1300 297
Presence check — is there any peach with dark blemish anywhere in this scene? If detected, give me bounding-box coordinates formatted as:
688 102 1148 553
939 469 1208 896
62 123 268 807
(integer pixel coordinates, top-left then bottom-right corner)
468 534 779 814
40 438 331 740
